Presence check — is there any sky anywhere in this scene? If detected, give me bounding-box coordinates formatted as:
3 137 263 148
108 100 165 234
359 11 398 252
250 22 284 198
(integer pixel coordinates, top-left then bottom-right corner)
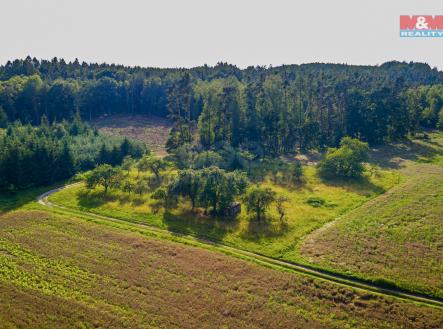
1 0 443 69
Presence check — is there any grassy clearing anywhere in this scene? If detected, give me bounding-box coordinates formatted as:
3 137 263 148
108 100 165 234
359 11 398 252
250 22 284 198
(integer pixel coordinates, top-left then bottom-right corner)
301 132 443 299
1 210 442 329
92 115 173 156
49 164 399 264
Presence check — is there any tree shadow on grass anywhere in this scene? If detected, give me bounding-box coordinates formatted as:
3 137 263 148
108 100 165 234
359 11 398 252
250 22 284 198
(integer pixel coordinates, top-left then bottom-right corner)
118 194 131 205
77 189 118 209
240 217 289 241
321 175 387 197
369 139 443 170
131 197 145 207
1 184 60 213
162 210 239 242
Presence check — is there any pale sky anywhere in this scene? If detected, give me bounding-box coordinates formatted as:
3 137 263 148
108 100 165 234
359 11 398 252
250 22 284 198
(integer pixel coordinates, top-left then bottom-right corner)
1 0 443 69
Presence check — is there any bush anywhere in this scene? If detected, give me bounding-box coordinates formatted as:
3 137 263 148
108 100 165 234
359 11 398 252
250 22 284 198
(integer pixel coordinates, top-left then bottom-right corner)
318 137 369 179
306 197 326 208
305 196 336 208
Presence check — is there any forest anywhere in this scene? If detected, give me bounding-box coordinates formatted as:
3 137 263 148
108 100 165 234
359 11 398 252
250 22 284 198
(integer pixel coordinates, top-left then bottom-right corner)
0 115 144 191
1 57 443 191
0 57 443 156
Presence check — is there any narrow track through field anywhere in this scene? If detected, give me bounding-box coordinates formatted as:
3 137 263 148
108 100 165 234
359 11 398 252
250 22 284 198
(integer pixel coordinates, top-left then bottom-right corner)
37 184 443 309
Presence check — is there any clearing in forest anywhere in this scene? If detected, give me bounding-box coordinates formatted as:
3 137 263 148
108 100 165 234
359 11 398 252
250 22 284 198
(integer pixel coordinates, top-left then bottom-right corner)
93 115 173 156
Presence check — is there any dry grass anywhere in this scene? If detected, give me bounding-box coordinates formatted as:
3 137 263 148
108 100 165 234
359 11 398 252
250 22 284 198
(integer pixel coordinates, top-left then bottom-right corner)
301 133 443 298
93 115 173 156
1 210 442 329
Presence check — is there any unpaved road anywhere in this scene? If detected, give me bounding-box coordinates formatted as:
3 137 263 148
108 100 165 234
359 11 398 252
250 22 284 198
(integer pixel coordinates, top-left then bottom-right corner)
37 184 443 309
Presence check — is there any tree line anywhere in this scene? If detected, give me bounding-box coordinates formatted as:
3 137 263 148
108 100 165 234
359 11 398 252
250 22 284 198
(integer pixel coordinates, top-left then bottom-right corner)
1 58 443 157
0 116 144 192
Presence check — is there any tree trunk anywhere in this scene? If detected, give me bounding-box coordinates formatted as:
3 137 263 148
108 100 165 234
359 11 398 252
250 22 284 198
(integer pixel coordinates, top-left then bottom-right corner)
212 198 217 215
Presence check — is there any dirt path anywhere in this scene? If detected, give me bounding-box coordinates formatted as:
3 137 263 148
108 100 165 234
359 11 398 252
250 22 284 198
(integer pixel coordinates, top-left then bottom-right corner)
36 184 443 309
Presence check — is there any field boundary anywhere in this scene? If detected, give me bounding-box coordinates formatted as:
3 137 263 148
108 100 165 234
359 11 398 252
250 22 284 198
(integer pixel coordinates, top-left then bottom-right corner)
37 184 443 309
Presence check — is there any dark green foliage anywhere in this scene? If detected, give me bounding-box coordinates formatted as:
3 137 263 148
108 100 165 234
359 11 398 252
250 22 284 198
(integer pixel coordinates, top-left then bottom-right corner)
198 167 248 215
306 197 327 208
2 59 443 157
151 187 168 200
169 143 195 169
165 124 193 152
318 137 369 179
243 186 276 221
166 73 194 152
438 109 443 130
0 121 144 191
121 179 135 195
290 161 303 184
0 106 7 128
169 169 202 211
220 146 251 171
193 151 223 169
403 85 443 131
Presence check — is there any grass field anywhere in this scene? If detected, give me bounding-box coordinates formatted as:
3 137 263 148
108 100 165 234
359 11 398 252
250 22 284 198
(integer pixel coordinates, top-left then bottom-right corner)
301 132 443 299
49 164 399 265
1 210 442 329
92 115 173 156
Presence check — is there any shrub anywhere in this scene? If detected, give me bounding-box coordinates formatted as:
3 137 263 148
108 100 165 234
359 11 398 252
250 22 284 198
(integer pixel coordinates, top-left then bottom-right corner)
306 197 326 208
305 196 336 208
318 137 369 179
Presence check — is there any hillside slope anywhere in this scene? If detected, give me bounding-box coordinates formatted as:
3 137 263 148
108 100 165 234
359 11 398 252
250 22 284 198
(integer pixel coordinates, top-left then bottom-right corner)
1 210 442 329
301 134 443 298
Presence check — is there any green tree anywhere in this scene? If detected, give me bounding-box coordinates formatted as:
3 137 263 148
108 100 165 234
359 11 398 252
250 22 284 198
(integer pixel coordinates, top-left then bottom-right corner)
438 108 443 130
170 169 202 211
134 179 149 196
121 155 135 174
0 106 8 128
199 167 248 215
275 195 289 221
318 137 369 179
137 155 167 182
290 161 303 184
243 186 276 221
166 73 193 151
193 151 223 169
54 141 74 180
85 164 121 193
122 179 134 195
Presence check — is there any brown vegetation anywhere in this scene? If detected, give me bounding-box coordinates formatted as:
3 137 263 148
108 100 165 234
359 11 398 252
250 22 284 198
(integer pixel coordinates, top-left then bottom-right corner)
93 115 173 156
0 210 442 329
